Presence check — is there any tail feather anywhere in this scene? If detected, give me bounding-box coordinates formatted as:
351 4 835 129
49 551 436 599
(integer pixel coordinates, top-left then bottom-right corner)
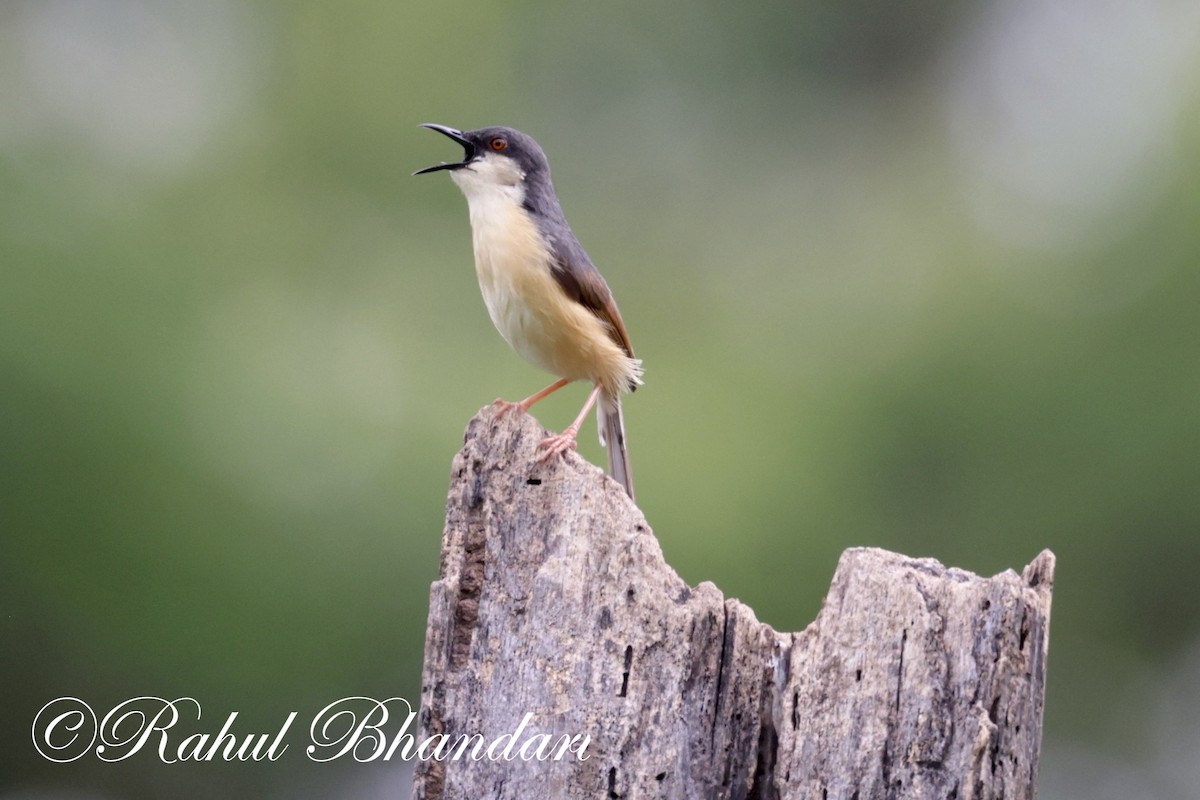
598 394 634 501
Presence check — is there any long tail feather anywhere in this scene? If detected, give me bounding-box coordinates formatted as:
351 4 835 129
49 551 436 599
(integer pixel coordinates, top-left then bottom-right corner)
598 394 634 501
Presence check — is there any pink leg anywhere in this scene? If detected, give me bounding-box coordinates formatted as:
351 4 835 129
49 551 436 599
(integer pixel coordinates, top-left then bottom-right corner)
495 377 570 417
537 384 602 462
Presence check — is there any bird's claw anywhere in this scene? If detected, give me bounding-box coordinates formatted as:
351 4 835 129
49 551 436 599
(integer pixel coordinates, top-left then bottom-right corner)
536 431 579 462
493 398 525 418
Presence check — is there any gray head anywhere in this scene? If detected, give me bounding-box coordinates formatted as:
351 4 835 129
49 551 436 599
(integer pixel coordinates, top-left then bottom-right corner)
414 124 551 183
417 122 566 212
415 123 576 240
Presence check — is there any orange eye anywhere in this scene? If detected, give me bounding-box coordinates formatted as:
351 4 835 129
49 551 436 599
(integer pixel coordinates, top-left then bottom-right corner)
489 137 508 152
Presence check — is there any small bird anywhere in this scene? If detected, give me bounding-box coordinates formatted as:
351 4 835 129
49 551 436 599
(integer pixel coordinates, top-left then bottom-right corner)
415 124 642 499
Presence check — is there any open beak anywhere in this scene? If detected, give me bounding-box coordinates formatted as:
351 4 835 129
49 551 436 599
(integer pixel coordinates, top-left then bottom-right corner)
413 124 476 175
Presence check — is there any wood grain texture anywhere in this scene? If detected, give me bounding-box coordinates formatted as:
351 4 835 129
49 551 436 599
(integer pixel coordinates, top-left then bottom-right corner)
412 406 1055 800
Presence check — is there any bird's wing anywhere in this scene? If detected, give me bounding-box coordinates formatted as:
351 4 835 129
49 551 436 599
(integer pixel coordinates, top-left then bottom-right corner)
549 251 636 361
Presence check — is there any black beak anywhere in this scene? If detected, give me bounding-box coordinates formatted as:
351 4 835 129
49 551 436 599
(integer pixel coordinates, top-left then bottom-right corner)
413 124 476 175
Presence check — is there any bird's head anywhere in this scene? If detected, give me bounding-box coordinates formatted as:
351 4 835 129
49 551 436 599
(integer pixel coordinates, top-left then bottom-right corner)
414 124 550 201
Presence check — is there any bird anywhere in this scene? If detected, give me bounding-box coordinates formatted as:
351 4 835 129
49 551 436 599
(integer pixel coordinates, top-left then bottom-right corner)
414 124 642 500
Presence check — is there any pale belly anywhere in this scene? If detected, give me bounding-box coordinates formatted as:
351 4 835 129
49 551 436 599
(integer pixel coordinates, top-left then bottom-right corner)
464 187 638 394
476 247 623 386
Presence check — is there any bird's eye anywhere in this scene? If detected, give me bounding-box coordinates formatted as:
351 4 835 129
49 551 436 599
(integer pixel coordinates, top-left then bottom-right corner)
490 137 508 152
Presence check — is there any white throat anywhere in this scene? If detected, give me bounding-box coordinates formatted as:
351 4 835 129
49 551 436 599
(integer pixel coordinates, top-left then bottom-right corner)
450 153 527 210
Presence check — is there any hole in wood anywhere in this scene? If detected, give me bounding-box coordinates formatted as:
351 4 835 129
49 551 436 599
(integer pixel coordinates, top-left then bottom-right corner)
619 645 633 697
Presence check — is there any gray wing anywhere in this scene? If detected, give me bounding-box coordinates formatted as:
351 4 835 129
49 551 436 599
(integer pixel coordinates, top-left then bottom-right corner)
545 232 636 362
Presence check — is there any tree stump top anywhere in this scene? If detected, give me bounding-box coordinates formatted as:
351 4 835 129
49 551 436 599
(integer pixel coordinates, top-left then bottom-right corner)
413 407 1055 800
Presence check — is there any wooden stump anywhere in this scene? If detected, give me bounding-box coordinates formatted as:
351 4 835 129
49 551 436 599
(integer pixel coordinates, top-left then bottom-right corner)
412 407 1055 800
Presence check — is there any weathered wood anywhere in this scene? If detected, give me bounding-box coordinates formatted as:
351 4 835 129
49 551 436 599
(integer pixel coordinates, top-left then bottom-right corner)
412 407 1055 800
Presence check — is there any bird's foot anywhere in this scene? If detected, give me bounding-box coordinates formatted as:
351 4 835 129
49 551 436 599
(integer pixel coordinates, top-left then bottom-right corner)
492 398 528 418
536 427 580 462
494 378 572 419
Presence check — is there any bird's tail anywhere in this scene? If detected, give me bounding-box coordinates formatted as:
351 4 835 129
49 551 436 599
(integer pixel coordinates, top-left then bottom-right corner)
598 393 634 501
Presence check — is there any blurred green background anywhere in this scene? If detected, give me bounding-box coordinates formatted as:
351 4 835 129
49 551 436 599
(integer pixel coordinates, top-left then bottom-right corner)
3 0 1198 797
